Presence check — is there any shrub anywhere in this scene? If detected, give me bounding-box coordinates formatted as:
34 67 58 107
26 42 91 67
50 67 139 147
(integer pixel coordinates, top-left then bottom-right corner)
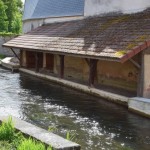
0 54 5 59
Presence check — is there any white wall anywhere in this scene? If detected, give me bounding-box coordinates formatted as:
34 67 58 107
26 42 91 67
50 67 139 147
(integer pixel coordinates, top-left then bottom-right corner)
84 0 150 16
23 19 44 33
143 48 150 98
23 16 84 33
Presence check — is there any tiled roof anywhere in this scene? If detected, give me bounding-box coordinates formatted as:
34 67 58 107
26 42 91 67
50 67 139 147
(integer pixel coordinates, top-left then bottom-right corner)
4 8 150 62
23 0 84 20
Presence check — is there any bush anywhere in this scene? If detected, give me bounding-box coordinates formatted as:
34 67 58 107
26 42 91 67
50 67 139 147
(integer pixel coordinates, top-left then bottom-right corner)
0 32 19 37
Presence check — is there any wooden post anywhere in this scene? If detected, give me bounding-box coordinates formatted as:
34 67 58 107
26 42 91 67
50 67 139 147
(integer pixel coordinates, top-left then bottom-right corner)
59 55 64 79
137 52 144 97
35 52 39 72
43 53 46 68
89 59 97 87
20 50 23 67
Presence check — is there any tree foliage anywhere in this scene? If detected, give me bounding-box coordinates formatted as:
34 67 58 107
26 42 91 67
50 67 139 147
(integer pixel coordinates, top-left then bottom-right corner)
0 0 8 32
0 0 23 34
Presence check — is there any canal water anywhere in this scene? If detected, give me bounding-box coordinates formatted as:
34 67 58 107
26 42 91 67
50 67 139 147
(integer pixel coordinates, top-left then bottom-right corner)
0 67 150 150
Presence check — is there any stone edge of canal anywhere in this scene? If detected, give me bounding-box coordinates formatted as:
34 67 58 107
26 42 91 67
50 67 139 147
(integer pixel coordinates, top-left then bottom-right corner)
0 116 81 150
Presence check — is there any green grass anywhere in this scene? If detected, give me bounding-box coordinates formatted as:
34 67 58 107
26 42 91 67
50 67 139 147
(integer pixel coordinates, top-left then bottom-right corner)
0 54 5 59
0 117 15 142
17 138 46 150
0 117 53 150
0 141 13 150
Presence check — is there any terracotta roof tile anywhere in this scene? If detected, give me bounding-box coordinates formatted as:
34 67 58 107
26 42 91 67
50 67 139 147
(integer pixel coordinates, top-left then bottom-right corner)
3 8 150 62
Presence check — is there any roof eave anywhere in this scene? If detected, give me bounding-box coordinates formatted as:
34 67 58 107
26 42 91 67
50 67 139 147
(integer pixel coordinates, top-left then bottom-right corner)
22 14 84 22
120 40 150 63
2 44 120 62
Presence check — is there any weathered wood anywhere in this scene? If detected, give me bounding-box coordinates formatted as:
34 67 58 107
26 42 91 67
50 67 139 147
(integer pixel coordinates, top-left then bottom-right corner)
59 55 64 79
89 59 97 87
129 58 141 69
20 50 23 67
85 58 90 67
10 48 20 61
35 52 39 72
137 52 144 97
46 53 54 71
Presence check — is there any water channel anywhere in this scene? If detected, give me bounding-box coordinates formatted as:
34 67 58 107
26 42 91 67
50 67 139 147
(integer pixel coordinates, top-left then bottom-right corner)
0 67 150 150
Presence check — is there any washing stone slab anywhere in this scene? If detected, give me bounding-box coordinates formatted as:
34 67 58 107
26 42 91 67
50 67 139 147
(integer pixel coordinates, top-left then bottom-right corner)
1 57 20 71
0 116 80 150
128 97 150 118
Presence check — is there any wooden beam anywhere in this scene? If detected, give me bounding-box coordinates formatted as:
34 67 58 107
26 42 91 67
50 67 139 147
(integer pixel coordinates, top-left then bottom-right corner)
35 52 39 72
59 55 64 79
10 48 20 61
89 59 97 87
43 53 46 68
20 50 23 67
137 52 144 97
129 58 141 69
85 58 90 67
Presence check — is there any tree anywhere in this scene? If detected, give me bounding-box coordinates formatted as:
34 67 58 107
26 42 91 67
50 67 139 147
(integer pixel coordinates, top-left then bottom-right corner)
0 0 8 32
11 13 22 34
2 0 23 33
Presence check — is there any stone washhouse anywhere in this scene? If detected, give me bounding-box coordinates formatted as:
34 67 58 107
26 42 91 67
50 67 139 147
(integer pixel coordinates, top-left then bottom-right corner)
3 0 150 117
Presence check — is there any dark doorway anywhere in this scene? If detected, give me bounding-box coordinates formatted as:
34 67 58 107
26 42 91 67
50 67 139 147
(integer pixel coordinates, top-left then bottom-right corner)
46 53 54 72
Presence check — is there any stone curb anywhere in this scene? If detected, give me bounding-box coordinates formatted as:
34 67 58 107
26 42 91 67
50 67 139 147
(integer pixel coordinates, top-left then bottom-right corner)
0 116 80 150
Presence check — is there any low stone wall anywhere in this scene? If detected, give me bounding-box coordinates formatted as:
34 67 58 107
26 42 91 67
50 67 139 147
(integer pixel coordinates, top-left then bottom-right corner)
0 36 19 56
0 116 81 150
128 97 150 118
20 68 128 106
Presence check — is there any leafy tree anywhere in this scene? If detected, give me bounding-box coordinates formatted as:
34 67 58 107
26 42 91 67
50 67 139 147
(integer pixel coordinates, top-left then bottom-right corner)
11 13 22 34
0 0 8 32
2 0 23 33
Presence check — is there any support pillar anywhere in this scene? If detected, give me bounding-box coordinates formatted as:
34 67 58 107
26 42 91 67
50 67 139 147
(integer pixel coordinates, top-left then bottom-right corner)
137 52 144 97
20 50 23 67
21 50 27 67
35 52 39 72
89 59 97 87
43 53 46 68
59 55 64 79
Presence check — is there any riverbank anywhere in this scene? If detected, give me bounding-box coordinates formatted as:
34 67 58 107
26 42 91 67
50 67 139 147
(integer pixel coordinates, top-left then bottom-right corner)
0 116 80 150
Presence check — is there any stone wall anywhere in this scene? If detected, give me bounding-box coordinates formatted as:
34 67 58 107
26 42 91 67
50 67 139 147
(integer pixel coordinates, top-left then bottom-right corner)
21 50 138 92
64 56 89 82
0 36 20 57
143 48 150 98
97 60 138 91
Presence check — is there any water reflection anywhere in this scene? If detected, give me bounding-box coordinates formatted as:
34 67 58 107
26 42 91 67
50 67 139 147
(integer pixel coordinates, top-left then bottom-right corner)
0 67 150 150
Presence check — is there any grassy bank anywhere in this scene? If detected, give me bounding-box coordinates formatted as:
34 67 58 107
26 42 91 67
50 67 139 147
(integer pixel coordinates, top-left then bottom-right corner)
0 117 52 150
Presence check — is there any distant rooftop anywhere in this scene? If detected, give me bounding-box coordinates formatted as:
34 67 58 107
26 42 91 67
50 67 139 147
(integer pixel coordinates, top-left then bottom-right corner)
23 0 84 20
